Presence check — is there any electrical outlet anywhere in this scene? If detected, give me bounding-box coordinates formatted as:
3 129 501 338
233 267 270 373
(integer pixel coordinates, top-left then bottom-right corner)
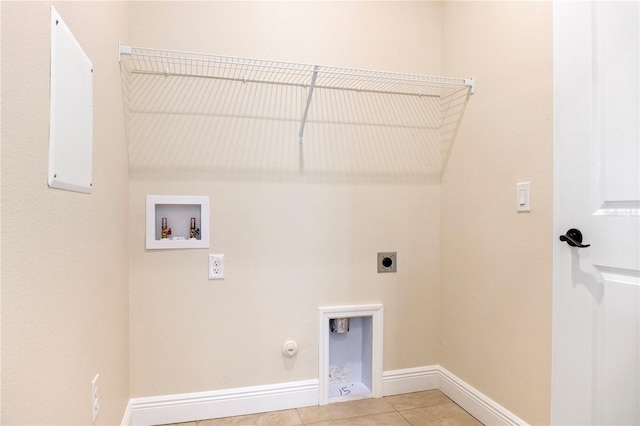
91 374 99 423
377 252 397 273
208 254 225 279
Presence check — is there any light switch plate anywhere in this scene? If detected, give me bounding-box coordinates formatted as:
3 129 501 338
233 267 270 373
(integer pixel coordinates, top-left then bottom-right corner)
516 182 531 212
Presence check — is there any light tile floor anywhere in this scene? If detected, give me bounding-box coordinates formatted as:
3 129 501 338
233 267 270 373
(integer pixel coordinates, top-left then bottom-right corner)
163 390 484 425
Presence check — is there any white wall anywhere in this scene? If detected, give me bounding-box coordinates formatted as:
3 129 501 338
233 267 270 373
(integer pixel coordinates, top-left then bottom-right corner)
1 2 130 424
0 3 555 424
440 2 553 424
127 1 444 397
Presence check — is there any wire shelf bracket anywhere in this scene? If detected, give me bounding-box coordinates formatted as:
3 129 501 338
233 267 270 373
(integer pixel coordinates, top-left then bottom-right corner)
299 65 319 143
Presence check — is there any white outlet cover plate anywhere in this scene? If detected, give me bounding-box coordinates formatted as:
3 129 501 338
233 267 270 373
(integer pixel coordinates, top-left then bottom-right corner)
208 254 224 279
91 373 99 423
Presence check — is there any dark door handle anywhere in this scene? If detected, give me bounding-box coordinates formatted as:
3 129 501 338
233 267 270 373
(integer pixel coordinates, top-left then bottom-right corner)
559 228 591 248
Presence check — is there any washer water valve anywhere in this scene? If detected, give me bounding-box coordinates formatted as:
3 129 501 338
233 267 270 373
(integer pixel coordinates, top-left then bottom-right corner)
281 340 298 358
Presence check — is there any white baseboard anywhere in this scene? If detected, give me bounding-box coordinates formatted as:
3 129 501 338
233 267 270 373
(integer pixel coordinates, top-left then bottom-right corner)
438 366 528 426
128 379 318 426
382 365 439 396
124 366 527 426
120 400 132 426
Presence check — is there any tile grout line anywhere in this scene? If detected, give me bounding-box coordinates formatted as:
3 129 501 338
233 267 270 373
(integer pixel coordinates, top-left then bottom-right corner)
296 396 401 425
389 397 413 426
295 392 453 425
190 391 476 425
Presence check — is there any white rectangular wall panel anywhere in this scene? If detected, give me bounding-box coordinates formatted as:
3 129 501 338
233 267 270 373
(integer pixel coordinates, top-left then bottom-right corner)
49 7 93 193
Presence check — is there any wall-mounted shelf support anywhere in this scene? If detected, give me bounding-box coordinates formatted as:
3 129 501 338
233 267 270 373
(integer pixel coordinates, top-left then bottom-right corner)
464 78 475 95
118 42 132 63
299 65 319 143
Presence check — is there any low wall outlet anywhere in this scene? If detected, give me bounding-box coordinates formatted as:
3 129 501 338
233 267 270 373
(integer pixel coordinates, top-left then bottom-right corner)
91 374 99 423
208 254 224 279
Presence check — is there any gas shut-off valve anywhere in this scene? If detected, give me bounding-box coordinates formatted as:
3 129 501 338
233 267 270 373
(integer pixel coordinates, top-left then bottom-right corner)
281 340 298 358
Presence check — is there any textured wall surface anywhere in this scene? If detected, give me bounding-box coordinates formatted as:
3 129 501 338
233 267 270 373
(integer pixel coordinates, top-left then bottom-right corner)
1 2 130 424
1 2 554 424
440 2 553 424
127 1 445 397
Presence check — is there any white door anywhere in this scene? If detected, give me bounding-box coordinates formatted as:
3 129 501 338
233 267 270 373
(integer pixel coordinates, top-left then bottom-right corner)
553 1 640 425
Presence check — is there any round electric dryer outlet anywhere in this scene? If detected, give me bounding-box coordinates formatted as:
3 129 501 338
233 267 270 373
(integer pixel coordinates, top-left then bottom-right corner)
281 340 298 358
377 252 397 273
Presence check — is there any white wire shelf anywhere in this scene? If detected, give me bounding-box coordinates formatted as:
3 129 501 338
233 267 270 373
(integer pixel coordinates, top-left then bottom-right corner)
119 44 474 98
119 43 473 178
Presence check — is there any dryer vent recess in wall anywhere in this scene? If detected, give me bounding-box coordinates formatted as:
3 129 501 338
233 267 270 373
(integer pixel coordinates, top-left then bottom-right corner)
377 252 396 273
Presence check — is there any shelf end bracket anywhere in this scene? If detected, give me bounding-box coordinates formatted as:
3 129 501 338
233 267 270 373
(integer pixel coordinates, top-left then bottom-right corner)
119 42 132 63
464 77 475 95
298 65 320 144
